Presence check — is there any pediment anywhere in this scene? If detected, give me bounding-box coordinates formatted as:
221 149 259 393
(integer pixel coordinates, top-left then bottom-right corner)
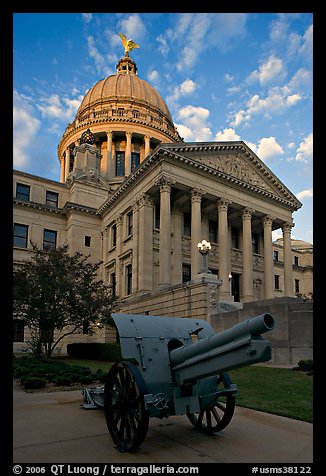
159 142 301 209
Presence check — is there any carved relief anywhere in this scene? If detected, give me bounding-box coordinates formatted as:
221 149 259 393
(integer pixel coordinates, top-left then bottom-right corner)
196 153 272 191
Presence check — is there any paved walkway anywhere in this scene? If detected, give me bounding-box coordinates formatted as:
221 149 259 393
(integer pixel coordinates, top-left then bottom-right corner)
13 381 313 464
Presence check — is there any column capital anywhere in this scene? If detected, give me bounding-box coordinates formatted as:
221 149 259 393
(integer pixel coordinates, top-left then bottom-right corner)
282 221 294 233
125 131 133 138
191 188 206 202
138 193 154 208
263 215 274 228
217 197 231 212
155 174 175 192
115 214 123 226
242 207 255 220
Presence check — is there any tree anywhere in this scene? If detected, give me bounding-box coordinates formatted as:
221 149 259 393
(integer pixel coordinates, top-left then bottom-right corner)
13 243 116 358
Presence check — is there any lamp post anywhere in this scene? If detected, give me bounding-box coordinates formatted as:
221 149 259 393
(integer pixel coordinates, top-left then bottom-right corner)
197 239 212 274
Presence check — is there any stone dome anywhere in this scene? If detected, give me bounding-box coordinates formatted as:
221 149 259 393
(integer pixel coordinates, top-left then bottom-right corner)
76 55 173 124
77 72 173 123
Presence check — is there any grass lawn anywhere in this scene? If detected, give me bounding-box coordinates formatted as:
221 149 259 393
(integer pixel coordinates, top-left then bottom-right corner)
229 365 313 423
60 358 312 423
14 355 313 423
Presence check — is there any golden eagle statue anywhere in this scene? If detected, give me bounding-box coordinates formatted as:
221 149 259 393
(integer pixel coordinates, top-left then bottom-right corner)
118 32 140 55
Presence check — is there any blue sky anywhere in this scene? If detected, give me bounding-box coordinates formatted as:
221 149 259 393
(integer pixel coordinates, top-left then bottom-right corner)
13 12 313 243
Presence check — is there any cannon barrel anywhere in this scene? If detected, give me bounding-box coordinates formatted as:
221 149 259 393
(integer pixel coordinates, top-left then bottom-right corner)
170 313 275 385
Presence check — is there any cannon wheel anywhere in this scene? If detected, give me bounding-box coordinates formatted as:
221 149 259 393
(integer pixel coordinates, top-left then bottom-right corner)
104 361 149 452
187 372 236 434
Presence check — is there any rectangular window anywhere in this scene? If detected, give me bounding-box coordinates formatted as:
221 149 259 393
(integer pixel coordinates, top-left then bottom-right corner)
252 233 259 254
46 190 59 207
154 203 160 229
115 151 125 176
209 220 217 243
295 279 300 293
126 264 132 295
39 325 54 343
231 227 239 249
43 229 57 250
13 319 24 342
16 183 30 201
126 211 133 236
275 275 280 290
85 236 91 247
294 256 299 266
131 152 140 172
110 272 116 297
273 250 279 261
111 224 117 248
183 212 191 237
182 263 191 283
13 223 28 248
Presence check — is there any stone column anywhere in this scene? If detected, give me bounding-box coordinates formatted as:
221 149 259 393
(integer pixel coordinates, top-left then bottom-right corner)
282 222 295 297
191 189 204 278
115 214 123 297
138 194 154 291
157 176 173 287
217 198 232 299
64 148 70 180
125 131 132 175
263 215 274 299
242 207 255 302
132 200 139 293
172 207 183 284
104 130 113 177
60 157 65 183
144 135 151 159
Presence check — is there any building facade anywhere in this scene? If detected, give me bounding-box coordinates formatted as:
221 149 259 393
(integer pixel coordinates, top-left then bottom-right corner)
13 51 313 353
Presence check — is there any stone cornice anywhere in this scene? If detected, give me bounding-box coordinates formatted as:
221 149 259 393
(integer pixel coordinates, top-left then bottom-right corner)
13 199 98 216
155 143 302 210
13 199 66 215
96 141 302 216
58 114 181 154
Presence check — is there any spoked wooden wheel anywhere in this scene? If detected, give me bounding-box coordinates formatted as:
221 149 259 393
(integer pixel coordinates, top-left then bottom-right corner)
104 361 149 452
187 372 236 434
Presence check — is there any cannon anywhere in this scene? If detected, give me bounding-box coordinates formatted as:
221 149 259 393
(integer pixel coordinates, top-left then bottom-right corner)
84 312 275 452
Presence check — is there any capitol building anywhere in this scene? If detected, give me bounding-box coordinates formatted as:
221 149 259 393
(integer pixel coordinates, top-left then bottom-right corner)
13 44 313 360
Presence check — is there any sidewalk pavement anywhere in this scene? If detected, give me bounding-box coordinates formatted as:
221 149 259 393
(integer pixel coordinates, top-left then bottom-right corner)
13 381 313 464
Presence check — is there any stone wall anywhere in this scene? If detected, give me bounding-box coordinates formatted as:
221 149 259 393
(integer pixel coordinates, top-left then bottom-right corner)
210 297 313 366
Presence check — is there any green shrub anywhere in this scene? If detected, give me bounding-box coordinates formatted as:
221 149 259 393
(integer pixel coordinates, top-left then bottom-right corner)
23 376 47 389
295 360 313 372
54 375 74 386
66 342 121 361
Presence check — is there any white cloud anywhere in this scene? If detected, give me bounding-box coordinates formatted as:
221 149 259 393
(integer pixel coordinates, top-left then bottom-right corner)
175 123 194 141
119 14 146 41
295 133 313 163
215 128 240 141
13 90 40 168
247 56 286 86
147 70 159 83
81 13 92 23
244 137 284 162
37 94 83 122
156 34 169 56
229 83 302 127
180 79 197 95
296 188 313 201
87 35 113 76
166 13 248 72
176 105 213 141
167 79 197 106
